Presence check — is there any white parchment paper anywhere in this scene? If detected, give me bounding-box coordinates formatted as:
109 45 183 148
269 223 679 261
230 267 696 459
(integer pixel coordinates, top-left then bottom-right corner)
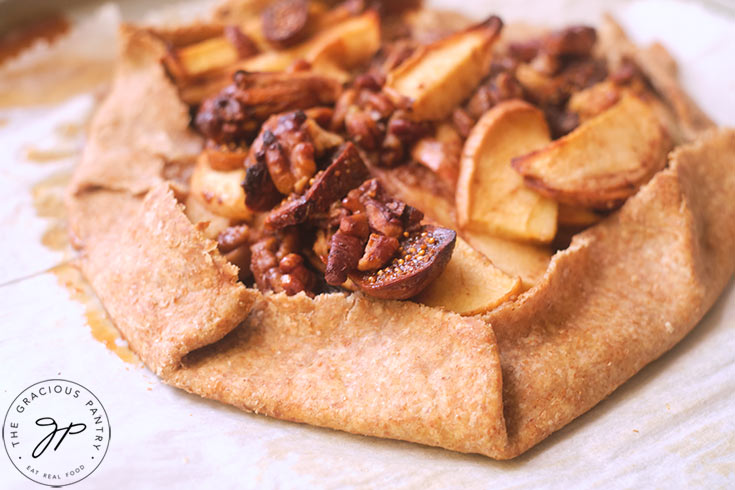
1 1 733 488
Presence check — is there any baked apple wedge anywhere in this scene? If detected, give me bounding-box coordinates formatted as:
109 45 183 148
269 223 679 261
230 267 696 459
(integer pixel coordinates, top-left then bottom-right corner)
461 231 551 291
416 237 521 315
557 203 602 228
384 16 502 121
456 100 558 243
512 94 671 210
242 11 380 75
189 154 252 221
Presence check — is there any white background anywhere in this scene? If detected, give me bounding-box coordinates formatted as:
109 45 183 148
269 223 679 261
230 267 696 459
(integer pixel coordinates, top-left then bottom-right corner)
1 1 734 488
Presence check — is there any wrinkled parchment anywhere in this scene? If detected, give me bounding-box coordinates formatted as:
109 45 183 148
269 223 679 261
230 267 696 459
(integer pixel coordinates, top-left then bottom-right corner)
0 0 733 487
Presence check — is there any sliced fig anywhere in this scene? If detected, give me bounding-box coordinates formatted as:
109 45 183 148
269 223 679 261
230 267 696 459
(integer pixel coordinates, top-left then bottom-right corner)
243 156 282 211
266 142 370 228
262 0 310 47
350 225 456 300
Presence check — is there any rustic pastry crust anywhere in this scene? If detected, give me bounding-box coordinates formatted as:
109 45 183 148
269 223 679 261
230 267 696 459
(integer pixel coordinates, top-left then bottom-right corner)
70 25 201 195
68 15 735 459
68 185 257 376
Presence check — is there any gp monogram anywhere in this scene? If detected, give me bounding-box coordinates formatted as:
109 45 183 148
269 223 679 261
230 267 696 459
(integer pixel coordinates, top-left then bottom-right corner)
3 379 110 486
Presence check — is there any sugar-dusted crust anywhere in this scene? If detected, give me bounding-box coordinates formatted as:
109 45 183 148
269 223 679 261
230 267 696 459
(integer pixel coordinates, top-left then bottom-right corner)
67 18 735 459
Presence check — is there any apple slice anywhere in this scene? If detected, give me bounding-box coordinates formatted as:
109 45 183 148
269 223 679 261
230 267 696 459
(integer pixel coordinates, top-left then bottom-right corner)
461 231 552 291
512 94 671 210
242 11 380 74
179 12 380 104
184 194 232 241
456 100 558 243
557 203 602 228
370 163 457 230
566 79 622 122
190 154 252 221
384 17 502 121
416 237 521 315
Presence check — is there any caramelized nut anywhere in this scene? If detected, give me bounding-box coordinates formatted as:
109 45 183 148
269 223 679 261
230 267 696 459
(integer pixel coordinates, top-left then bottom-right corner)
279 252 304 273
243 156 282 211
357 233 400 271
325 231 365 285
339 213 370 240
217 224 251 254
266 143 370 228
543 26 597 57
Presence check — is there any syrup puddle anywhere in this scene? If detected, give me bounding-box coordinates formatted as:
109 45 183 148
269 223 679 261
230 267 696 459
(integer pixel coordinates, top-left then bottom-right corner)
31 170 140 365
25 145 77 163
50 262 139 365
0 58 112 108
7 9 131 364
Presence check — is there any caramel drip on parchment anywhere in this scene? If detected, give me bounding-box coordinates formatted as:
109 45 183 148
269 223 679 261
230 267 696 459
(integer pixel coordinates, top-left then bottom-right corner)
0 14 111 108
31 171 71 251
50 262 140 365
5 10 137 364
25 146 77 164
31 171 140 365
0 60 112 108
0 14 69 65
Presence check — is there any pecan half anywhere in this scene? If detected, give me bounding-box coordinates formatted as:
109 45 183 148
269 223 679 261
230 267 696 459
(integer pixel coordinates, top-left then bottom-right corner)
243 109 344 209
250 230 315 296
266 142 370 228
217 224 250 254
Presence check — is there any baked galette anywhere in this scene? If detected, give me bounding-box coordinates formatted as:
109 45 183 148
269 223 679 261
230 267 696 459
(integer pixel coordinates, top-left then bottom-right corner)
67 0 735 459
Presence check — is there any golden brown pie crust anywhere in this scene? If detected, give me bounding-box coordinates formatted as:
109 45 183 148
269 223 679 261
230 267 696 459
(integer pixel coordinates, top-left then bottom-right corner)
67 14 735 459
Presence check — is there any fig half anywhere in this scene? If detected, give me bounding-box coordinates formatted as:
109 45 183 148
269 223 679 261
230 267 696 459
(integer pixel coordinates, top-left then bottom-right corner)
350 225 457 300
262 0 310 47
